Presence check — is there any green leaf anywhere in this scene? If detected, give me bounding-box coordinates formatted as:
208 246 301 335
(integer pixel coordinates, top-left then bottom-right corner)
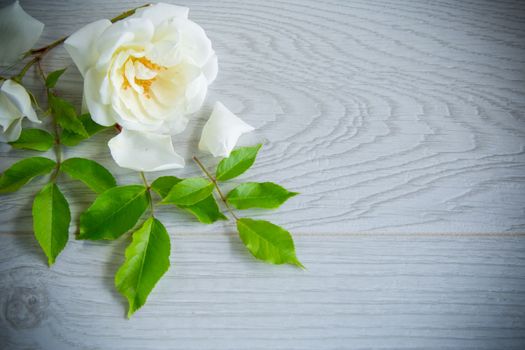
215 144 262 181
79 185 149 240
162 178 214 206
8 128 55 151
61 113 109 146
236 218 303 268
0 157 56 194
115 217 170 318
227 182 298 210
32 183 71 265
45 68 66 88
150 176 182 198
48 94 88 137
179 195 227 224
61 158 117 193
152 176 225 224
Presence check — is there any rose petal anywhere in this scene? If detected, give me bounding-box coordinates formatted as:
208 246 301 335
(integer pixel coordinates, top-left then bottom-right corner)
135 3 189 25
96 18 155 69
185 74 208 114
112 85 164 131
165 115 188 135
0 118 22 142
199 102 254 157
108 129 185 171
147 39 181 67
175 18 213 67
1 80 39 123
202 53 218 84
84 68 117 126
0 92 22 131
0 1 44 65
64 19 111 77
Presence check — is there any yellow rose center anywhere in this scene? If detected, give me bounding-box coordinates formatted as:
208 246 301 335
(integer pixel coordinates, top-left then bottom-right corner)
121 56 165 98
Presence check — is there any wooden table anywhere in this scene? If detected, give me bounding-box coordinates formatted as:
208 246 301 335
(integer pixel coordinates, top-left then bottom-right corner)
1 0 524 348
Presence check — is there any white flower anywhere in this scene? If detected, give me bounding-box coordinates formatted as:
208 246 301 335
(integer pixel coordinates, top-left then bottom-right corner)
0 1 44 65
199 102 254 157
64 3 218 171
0 80 40 142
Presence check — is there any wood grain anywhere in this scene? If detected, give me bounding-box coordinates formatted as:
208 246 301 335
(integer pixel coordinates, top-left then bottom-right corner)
0 0 524 348
1 232 525 349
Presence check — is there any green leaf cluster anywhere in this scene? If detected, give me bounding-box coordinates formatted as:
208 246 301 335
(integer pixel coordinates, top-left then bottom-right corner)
0 10 305 320
0 156 116 263
213 145 302 268
75 144 301 317
48 93 89 138
1 69 117 268
0 68 302 319
61 113 108 146
152 176 226 224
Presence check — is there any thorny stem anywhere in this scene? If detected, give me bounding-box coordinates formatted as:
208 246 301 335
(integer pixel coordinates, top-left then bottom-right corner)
24 36 67 58
193 156 239 221
35 60 46 82
140 171 155 215
14 56 40 82
12 3 151 82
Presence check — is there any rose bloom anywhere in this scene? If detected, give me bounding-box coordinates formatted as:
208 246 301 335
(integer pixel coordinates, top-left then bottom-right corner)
0 80 40 142
65 3 218 171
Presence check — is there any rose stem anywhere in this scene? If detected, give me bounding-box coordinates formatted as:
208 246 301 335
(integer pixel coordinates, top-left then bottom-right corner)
36 61 62 182
193 156 239 221
110 3 151 23
140 171 155 215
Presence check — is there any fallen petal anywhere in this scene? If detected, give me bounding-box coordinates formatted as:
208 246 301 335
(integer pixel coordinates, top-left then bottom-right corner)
199 102 254 157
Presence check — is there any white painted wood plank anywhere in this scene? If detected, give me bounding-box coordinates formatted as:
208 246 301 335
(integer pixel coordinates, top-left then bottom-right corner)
0 0 525 349
0 0 524 233
1 233 525 349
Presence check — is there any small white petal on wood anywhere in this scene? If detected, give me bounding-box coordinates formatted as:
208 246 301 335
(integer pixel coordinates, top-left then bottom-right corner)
199 101 254 157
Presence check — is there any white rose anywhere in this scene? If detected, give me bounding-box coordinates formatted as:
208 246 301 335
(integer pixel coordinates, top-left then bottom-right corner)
64 3 218 171
0 80 40 142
